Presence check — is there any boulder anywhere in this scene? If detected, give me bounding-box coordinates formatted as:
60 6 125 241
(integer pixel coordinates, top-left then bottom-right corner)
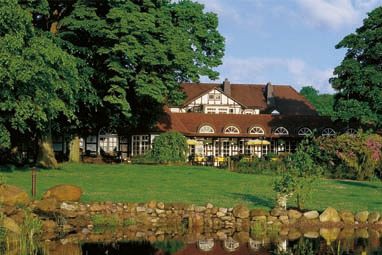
368 212 380 224
339 211 354 225
288 209 302 219
35 198 59 213
2 216 21 234
271 207 287 217
43 185 82 202
233 205 249 219
250 208 269 217
319 207 340 223
355 211 369 223
320 228 340 245
0 185 30 206
303 211 319 220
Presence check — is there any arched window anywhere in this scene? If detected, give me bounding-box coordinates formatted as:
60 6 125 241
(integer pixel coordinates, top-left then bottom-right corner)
199 125 215 134
273 127 289 135
249 126 265 135
224 126 240 134
322 128 336 137
346 128 357 135
298 127 312 136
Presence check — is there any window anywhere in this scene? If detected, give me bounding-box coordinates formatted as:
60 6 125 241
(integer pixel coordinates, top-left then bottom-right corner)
218 108 228 114
322 128 336 137
249 126 265 135
298 127 312 136
224 126 240 134
99 127 118 153
273 127 289 135
206 107 216 114
346 128 357 135
132 135 150 155
208 93 221 101
199 125 215 134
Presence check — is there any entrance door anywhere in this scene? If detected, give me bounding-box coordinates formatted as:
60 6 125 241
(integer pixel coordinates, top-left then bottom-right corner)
99 128 119 153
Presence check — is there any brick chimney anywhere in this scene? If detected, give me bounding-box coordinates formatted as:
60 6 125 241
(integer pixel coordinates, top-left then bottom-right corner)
223 78 231 96
265 82 275 107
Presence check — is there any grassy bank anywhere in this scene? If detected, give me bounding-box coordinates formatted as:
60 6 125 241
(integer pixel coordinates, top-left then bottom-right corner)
1 163 382 212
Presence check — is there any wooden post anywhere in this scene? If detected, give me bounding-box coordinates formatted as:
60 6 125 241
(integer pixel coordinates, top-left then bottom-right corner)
31 167 37 197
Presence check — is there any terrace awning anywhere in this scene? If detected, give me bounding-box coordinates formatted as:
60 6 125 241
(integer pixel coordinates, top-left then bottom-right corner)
247 139 271 145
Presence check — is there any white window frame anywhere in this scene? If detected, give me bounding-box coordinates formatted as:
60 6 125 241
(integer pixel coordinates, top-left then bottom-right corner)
298 127 313 136
199 125 215 134
273 127 289 136
224 126 240 134
132 135 150 156
346 128 357 135
322 128 336 137
249 126 265 135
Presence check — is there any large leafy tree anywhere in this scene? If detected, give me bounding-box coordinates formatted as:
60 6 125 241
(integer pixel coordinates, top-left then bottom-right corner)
330 7 382 128
0 0 95 167
57 0 225 129
300 86 334 117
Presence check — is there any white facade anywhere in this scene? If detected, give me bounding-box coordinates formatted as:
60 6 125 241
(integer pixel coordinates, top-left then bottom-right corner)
170 89 260 115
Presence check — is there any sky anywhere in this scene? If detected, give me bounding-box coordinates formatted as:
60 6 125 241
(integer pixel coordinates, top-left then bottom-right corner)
196 0 382 94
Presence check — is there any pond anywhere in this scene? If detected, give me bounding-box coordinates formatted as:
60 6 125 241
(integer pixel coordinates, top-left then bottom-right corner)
40 228 382 255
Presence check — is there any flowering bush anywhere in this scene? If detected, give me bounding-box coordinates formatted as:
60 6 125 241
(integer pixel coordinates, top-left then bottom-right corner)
314 132 382 180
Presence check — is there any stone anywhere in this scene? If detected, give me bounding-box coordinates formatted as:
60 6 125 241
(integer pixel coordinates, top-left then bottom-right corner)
216 212 225 217
303 211 319 220
35 198 58 213
319 207 340 223
206 203 213 209
216 231 227 240
43 185 82 202
339 228 354 239
0 184 30 206
136 206 146 213
195 206 206 212
157 202 165 210
355 211 369 223
219 208 228 214
288 209 302 219
60 202 76 211
147 201 157 209
250 208 269 217
42 220 57 233
2 216 21 234
271 207 287 217
304 231 319 239
252 216 267 221
233 204 249 219
288 228 301 240
339 211 354 225
355 228 369 239
320 228 340 245
279 215 289 225
234 231 249 243
368 212 380 224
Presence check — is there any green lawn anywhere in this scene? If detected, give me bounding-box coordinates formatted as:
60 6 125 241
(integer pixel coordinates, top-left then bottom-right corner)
1 163 382 212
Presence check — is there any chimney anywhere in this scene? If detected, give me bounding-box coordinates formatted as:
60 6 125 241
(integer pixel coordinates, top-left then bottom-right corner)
265 82 275 107
223 78 231 96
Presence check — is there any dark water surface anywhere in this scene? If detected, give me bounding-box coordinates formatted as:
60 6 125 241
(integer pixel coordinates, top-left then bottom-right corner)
79 237 382 255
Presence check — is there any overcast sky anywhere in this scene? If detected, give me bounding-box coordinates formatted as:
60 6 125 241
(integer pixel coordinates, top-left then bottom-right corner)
196 0 382 93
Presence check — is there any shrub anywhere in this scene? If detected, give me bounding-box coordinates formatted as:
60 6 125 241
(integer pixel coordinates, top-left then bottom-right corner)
314 131 382 180
235 157 284 175
150 132 188 164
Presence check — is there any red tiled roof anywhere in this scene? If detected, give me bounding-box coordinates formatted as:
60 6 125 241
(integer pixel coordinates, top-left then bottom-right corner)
180 83 317 116
156 111 339 138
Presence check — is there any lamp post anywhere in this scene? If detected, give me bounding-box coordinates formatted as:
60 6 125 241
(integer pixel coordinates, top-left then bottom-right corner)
31 167 37 197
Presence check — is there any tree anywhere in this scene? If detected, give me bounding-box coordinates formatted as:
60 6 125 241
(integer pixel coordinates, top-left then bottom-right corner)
300 86 334 116
150 132 188 163
330 7 382 128
57 0 225 130
0 0 95 167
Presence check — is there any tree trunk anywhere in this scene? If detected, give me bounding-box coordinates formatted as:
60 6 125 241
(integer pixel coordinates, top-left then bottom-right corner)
69 135 80 163
37 134 58 169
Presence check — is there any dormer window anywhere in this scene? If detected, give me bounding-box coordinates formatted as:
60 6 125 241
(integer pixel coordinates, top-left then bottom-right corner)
298 127 313 136
224 126 240 134
273 127 289 135
271 110 280 115
322 128 336 137
199 125 215 134
249 126 265 135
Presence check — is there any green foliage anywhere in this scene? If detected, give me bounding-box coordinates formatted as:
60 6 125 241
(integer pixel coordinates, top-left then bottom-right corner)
235 157 285 175
150 132 188 163
58 0 225 128
274 139 322 209
314 132 382 180
0 0 96 150
153 240 184 255
300 86 334 116
330 7 382 128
